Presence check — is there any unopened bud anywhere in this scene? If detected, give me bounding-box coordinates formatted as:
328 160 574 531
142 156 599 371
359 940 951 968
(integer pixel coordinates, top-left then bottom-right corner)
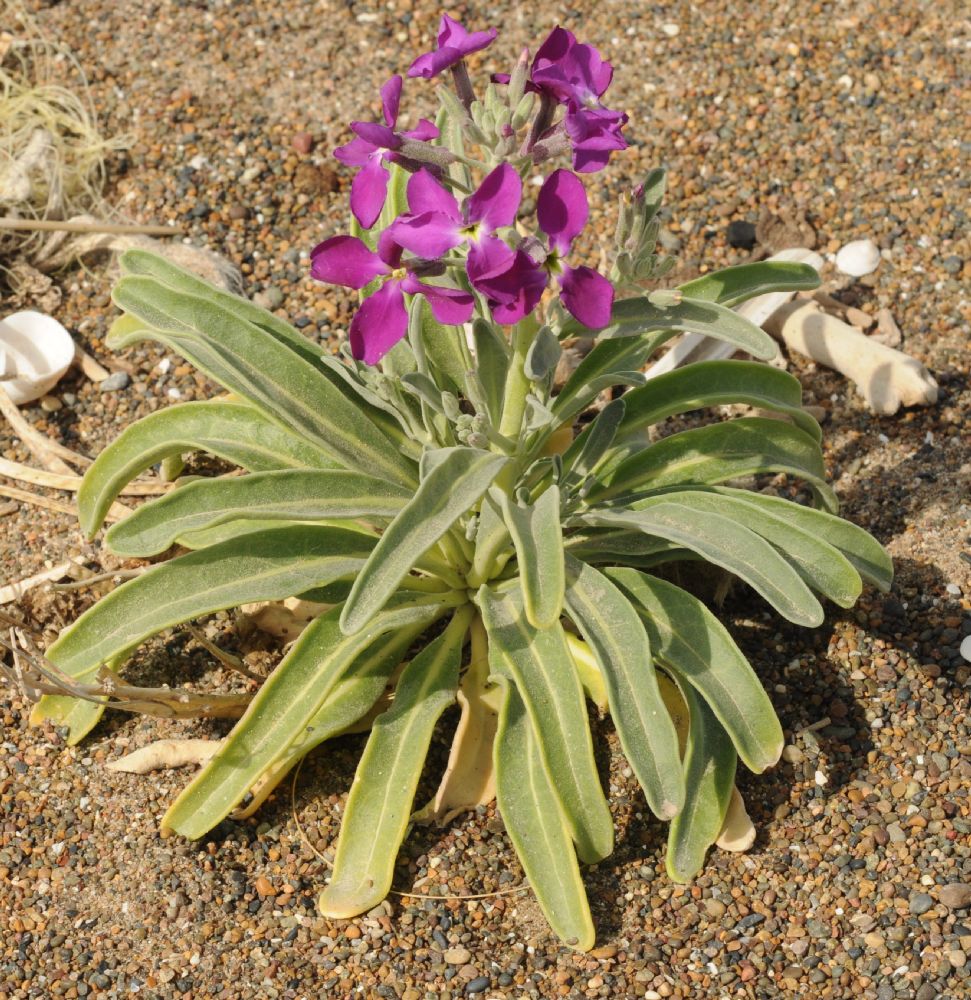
464 515 479 541
507 48 530 105
511 92 535 130
441 392 461 421
465 432 489 449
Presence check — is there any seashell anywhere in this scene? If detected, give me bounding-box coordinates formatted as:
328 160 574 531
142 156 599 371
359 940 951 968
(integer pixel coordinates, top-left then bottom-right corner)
0 310 75 405
834 238 881 278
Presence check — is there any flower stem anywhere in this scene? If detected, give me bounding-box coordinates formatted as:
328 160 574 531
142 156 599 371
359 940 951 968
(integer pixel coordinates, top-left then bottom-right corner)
497 314 539 443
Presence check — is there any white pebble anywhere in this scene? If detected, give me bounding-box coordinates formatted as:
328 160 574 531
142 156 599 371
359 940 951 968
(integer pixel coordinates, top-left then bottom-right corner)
835 238 881 277
661 23 680 37
960 635 971 664
814 769 828 786
945 583 961 596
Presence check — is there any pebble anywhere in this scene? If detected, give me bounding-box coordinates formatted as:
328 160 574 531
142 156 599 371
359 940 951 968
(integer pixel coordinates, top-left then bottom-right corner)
939 884 971 909
291 131 314 154
99 371 131 391
726 219 757 249
960 635 971 663
835 239 881 277
444 947 472 965
874 307 903 346
941 254 963 274
910 893 936 915
845 306 875 329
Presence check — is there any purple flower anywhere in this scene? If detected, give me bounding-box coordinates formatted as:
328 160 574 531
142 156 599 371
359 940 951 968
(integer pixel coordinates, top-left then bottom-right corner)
334 75 439 229
474 170 614 329
389 165 522 286
408 15 497 79
310 232 473 365
564 105 628 173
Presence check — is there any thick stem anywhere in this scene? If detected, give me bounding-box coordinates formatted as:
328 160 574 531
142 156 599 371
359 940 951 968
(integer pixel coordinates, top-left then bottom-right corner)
450 61 475 110
497 314 540 443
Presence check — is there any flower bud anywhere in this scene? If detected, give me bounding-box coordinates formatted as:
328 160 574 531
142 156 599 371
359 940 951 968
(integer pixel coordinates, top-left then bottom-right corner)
507 47 530 105
510 92 535 131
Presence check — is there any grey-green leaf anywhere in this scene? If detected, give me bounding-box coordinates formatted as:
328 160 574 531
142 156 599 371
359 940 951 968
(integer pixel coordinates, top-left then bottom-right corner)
494 678 595 951
584 502 823 626
319 607 471 917
163 594 453 838
665 680 737 882
499 485 565 629
605 569 783 772
77 401 337 537
478 584 613 863
341 448 507 634
472 319 509 424
563 557 684 819
677 259 820 309
105 470 411 557
562 398 627 481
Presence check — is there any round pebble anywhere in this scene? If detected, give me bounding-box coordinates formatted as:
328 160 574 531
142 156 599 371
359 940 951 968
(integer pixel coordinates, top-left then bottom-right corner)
835 238 881 277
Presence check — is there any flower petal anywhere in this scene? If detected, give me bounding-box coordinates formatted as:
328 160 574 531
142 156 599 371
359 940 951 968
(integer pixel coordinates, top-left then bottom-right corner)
403 276 474 325
407 46 465 79
380 75 403 127
466 163 522 233
310 236 388 290
558 264 614 330
349 280 408 365
351 121 400 149
388 211 462 259
403 118 440 142
466 235 516 285
334 135 377 167
474 249 547 325
407 169 460 219
438 14 498 56
537 169 589 254
349 156 390 229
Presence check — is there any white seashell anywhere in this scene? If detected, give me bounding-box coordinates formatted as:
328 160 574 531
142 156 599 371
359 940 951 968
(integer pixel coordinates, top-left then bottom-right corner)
0 310 75 405
835 238 881 278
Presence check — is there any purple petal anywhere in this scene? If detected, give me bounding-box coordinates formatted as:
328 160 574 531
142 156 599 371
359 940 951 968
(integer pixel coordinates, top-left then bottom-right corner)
388 211 462 259
466 235 516 285
407 169 460 219
407 46 466 79
473 249 547 325
334 135 377 167
349 157 390 229
403 276 474 325
310 236 388 290
571 43 613 99
537 169 589 254
351 121 400 150
380 75 403 127
558 264 614 329
437 15 498 56
376 228 405 268
533 26 576 70
466 163 522 233
403 118 440 142
349 280 408 365
565 106 628 173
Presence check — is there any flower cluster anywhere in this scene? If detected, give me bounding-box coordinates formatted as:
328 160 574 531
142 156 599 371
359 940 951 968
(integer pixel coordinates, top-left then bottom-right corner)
312 15 628 364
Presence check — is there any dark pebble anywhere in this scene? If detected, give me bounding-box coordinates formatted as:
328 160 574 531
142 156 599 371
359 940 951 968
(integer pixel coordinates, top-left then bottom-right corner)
99 371 131 391
466 977 491 994
910 893 935 915
727 219 757 249
736 913 766 930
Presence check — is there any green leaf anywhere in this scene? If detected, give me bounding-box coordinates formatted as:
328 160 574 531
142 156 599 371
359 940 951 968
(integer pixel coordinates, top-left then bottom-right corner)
111 275 418 487
106 470 411 557
677 260 820 309
583 502 823 626
565 528 689 567
665 680 737 882
163 594 454 838
175 518 375 551
631 489 862 607
605 569 783 772
701 486 892 592
319 607 472 917
590 417 838 512
472 319 509 424
341 448 506 635
35 526 378 743
77 401 337 538
562 398 627 481
617 361 820 442
478 584 613 863
420 298 467 393
563 557 684 819
494 678 595 951
523 324 561 381
499 485 565 629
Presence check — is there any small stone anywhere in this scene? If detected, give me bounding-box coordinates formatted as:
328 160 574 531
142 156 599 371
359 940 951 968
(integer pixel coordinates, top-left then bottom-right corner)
661 23 680 37
835 239 881 277
909 893 935 915
344 924 361 940
887 823 906 843
873 308 902 346
228 204 248 220
959 635 971 664
39 394 62 411
465 977 490 995
704 898 727 919
916 985 937 1000
948 950 967 968
100 371 131 391
292 131 314 154
941 255 963 275
782 744 804 764
789 938 810 957
254 876 275 896
444 947 472 965
845 307 874 330
939 884 971 909
727 220 757 249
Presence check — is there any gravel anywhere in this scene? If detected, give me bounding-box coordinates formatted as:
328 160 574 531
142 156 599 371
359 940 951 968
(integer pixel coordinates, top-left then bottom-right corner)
1 1 969 998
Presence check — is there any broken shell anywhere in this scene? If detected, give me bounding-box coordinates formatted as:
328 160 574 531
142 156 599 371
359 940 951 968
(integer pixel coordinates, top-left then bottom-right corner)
0 310 74 405
834 238 881 278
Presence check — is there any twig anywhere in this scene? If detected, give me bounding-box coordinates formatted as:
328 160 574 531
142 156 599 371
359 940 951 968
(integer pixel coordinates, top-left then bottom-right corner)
50 566 147 591
0 217 182 237
0 456 169 495
185 623 263 682
0 559 79 604
0 384 76 474
0 482 130 521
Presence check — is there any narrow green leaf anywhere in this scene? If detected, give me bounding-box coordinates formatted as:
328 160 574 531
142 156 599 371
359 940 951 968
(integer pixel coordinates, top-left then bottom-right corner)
617 361 820 442
565 528 687 566
111 275 417 486
77 401 337 537
341 448 506 635
563 557 684 819
702 486 892 591
665 680 737 882
478 584 613 863
472 319 509 424
561 398 627 480
105 470 411 557
606 569 783 772
320 607 472 917
677 260 820 308
175 518 375 551
631 489 862 607
494 678 595 951
35 526 377 743
584 502 823 626
499 486 565 629
420 297 467 393
163 594 454 838
590 417 838 512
